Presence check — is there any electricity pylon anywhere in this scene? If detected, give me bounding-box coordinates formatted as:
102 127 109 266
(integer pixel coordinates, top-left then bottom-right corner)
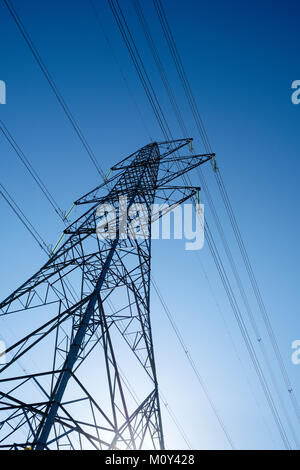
0 139 213 450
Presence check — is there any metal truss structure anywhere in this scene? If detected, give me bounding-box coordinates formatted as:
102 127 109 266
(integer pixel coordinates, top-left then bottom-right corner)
0 139 213 450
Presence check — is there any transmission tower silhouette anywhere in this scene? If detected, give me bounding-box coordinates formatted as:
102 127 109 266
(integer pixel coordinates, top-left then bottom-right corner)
0 139 213 450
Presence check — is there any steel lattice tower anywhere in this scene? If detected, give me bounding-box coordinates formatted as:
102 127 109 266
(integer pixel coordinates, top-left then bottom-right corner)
0 139 213 450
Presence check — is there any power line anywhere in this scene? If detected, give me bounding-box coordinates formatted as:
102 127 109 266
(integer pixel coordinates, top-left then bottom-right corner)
159 390 193 450
152 0 300 443
118 2 283 441
0 182 49 255
89 0 154 143
131 0 188 138
3 0 105 179
108 0 172 141
0 120 65 221
108 0 237 450
216 169 300 421
110 0 293 448
180 172 292 448
151 278 235 450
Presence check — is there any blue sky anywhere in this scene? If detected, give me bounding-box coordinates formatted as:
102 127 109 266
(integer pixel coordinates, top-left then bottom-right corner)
0 0 300 449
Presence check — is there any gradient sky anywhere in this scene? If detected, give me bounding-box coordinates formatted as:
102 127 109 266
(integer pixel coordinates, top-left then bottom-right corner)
0 0 300 450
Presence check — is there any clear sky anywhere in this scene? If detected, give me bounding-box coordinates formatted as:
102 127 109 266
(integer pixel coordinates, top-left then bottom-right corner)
0 0 300 450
